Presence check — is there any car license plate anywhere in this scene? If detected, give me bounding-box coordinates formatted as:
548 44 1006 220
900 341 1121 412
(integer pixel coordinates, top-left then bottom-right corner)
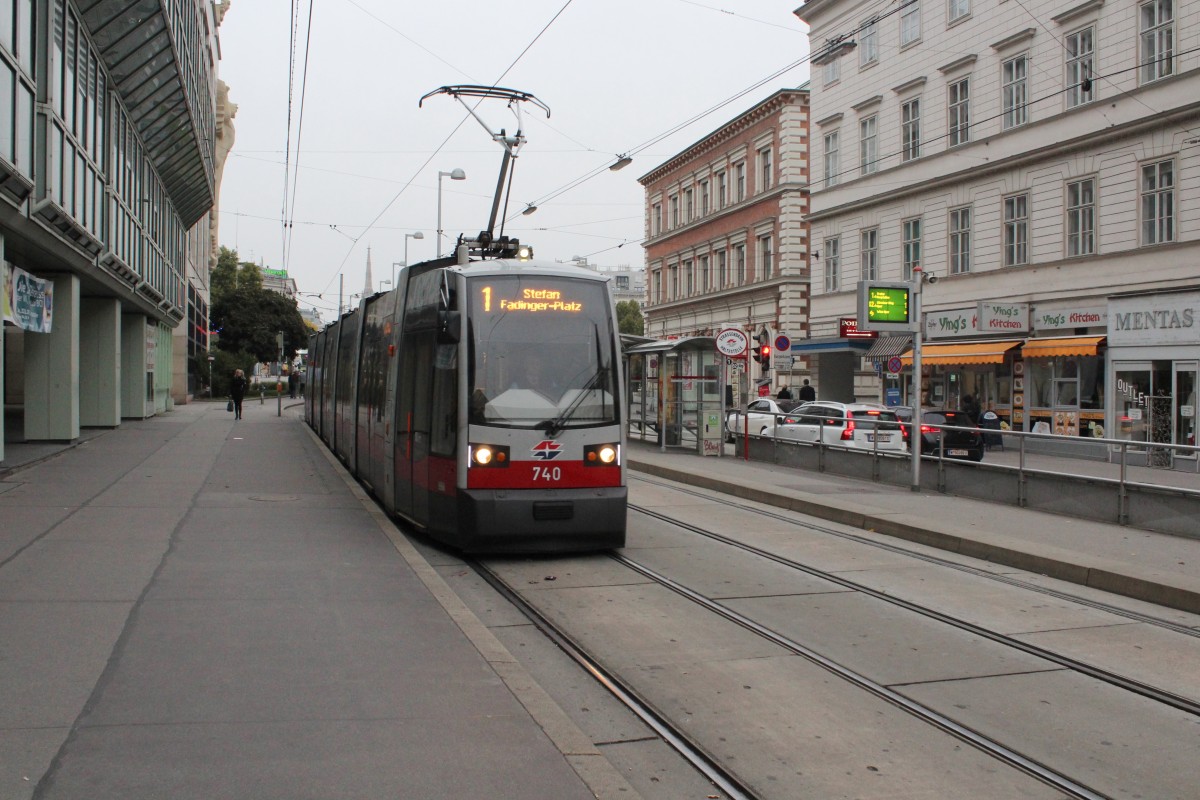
948 448 968 456
867 433 891 442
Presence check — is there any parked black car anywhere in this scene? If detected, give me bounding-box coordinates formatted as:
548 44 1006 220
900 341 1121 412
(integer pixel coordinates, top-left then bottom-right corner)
894 407 985 461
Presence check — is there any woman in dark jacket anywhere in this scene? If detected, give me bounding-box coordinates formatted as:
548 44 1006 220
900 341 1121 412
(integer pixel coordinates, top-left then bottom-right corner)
230 368 248 420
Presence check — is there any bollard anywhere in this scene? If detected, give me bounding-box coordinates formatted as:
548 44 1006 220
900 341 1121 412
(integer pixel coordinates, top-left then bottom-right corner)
277 382 283 417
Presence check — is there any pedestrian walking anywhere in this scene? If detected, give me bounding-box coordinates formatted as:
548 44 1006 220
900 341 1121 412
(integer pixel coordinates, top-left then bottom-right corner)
777 385 793 400
798 379 816 402
230 368 248 420
288 370 299 399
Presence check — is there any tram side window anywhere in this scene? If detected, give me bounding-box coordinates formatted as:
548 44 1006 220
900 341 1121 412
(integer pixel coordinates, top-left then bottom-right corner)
430 343 458 457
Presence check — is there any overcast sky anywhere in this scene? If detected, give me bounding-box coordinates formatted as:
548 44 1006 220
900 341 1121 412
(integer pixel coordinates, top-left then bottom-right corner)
216 0 812 320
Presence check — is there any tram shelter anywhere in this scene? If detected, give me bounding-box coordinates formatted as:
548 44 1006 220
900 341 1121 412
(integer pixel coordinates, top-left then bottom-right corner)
624 337 724 454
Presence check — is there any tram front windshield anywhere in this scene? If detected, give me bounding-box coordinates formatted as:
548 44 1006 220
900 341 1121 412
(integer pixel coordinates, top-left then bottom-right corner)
468 275 618 429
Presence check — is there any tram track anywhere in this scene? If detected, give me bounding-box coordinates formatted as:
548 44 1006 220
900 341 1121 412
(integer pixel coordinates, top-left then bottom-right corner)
629 501 1200 717
631 474 1200 639
468 557 757 800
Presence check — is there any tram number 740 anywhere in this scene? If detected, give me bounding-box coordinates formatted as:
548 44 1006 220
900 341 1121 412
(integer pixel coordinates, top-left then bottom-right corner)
532 466 562 482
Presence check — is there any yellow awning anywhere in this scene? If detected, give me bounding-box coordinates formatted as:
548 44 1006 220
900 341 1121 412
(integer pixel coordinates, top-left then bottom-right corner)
1021 335 1106 358
900 340 1022 366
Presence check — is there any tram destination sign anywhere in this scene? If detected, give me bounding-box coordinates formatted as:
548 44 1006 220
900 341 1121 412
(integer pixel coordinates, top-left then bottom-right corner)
478 284 585 313
856 281 916 333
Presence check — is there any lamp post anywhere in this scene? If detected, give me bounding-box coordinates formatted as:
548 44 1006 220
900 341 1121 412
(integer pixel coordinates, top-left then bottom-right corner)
391 262 403 289
401 232 424 277
379 279 391 293
437 168 466 256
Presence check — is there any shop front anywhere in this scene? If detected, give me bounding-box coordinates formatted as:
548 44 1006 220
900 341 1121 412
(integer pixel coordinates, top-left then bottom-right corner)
1107 290 1200 467
900 339 1021 424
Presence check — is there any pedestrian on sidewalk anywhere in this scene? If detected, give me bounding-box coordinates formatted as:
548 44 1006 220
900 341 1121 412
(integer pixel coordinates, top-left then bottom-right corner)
288 369 299 399
231 368 248 420
798 379 816 402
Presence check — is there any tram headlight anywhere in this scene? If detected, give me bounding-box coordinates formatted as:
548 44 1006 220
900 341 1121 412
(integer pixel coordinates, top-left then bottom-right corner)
584 443 619 466
470 443 509 467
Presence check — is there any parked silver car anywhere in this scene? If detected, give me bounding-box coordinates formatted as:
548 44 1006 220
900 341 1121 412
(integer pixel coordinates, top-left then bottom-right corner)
780 402 908 451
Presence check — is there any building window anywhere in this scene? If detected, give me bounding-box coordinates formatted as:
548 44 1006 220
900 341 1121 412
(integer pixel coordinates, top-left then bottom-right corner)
948 77 969 146
685 188 694 222
1066 178 1095 256
824 57 840 87
685 259 694 295
1066 27 1094 107
758 147 773 192
669 264 679 299
718 249 728 286
700 255 710 291
670 195 679 228
1003 193 1029 266
948 0 970 23
860 115 877 175
758 234 774 278
949 206 971 274
902 219 921 281
717 171 727 209
860 20 878 66
700 180 710 216
823 237 840 292
735 243 746 283
651 202 661 236
1140 0 1174 83
615 275 629 290
1002 54 1028 129
861 228 878 280
900 1 920 46
735 162 746 202
901 98 920 162
1141 159 1174 245
824 130 840 187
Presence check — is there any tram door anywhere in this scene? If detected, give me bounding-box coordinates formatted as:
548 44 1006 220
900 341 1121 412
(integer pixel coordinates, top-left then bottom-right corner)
397 333 435 524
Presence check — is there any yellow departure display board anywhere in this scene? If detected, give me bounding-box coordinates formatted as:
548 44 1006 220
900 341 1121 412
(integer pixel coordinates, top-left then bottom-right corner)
479 285 584 313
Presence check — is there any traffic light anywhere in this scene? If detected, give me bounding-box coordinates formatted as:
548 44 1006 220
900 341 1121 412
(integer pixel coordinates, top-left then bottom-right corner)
760 343 771 369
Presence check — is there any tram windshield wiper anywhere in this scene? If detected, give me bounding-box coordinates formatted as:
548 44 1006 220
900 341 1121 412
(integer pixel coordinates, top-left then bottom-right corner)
540 325 611 437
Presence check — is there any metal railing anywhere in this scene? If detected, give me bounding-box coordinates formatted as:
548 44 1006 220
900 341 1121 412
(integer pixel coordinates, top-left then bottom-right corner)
726 408 1200 531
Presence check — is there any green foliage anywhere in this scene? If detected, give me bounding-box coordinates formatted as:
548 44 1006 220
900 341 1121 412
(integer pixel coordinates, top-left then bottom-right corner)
210 247 307 363
616 300 644 336
212 247 264 302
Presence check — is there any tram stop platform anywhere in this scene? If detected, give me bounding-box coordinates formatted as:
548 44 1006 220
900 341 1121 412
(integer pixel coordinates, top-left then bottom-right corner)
0 402 632 800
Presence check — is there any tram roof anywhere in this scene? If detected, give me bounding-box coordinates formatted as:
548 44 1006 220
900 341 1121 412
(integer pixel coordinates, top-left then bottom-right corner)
457 259 608 280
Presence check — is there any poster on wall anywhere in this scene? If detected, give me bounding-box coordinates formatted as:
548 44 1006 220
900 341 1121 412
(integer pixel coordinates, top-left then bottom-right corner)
2 264 54 333
1054 411 1079 437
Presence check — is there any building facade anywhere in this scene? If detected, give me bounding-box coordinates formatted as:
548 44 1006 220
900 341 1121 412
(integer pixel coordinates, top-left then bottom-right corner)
796 0 1200 462
1 0 222 461
639 86 812 401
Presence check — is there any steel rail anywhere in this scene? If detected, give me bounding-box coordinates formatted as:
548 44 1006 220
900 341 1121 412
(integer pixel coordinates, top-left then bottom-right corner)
610 551 1110 800
468 559 758 800
631 475 1200 639
630 501 1200 717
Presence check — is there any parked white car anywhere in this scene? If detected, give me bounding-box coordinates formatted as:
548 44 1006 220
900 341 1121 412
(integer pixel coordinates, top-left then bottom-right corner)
779 402 908 451
725 398 806 441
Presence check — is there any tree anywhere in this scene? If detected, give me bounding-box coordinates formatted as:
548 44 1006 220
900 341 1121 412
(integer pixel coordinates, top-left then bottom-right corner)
210 249 307 363
616 300 644 336
212 246 264 302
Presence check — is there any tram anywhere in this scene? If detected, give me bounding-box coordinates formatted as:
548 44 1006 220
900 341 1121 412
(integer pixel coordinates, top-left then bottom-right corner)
305 244 627 552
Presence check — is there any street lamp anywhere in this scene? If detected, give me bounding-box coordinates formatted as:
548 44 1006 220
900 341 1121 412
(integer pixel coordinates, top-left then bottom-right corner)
405 231 424 267
391 262 403 289
379 279 391 292
437 168 466 256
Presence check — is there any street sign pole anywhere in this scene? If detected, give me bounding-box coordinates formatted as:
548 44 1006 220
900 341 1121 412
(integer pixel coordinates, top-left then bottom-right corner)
910 269 924 492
